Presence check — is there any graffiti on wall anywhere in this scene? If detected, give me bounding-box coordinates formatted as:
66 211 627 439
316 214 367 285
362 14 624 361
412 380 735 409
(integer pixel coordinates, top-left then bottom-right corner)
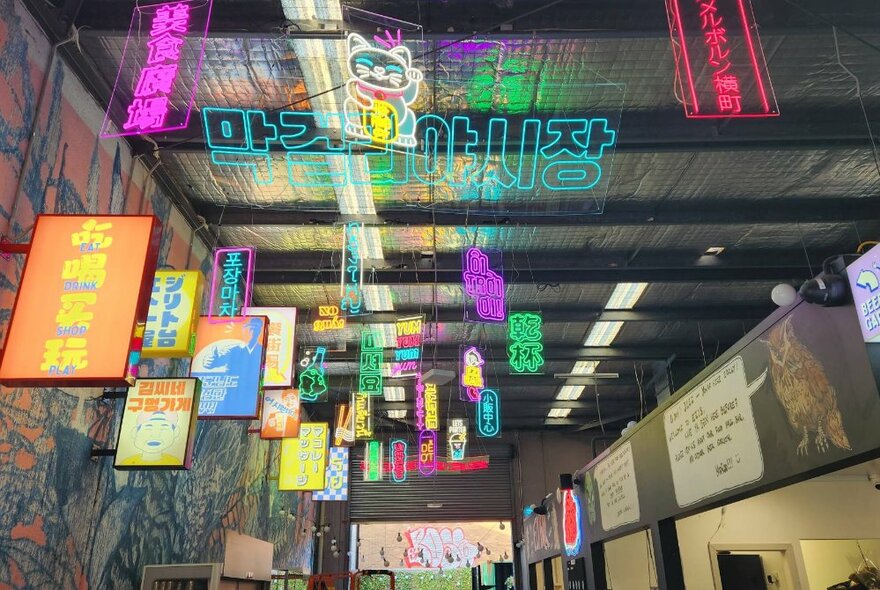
0 2 314 587
403 527 479 569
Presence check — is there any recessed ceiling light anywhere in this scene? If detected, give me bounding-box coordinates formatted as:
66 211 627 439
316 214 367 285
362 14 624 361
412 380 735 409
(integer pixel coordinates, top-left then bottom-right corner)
383 387 405 402
704 246 725 256
547 408 572 418
604 283 648 310
386 409 407 419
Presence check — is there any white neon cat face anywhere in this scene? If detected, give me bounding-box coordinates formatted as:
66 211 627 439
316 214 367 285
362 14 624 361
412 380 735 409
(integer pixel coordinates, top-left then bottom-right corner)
347 33 413 90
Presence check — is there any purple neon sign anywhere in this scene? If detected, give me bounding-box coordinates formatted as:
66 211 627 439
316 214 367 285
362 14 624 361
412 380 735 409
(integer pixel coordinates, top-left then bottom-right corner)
100 0 213 138
208 247 255 322
459 345 485 402
462 247 505 323
418 430 438 476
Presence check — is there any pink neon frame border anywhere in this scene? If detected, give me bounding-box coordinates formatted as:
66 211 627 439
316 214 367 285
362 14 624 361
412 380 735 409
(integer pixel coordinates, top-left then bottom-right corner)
667 0 778 118
99 0 215 138
208 246 255 323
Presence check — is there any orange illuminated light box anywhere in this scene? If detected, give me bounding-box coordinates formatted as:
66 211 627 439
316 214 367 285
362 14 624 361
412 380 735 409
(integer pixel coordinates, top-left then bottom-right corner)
0 215 161 387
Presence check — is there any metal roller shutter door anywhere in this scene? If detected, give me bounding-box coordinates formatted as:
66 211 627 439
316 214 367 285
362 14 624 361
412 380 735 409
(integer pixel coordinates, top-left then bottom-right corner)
349 443 514 521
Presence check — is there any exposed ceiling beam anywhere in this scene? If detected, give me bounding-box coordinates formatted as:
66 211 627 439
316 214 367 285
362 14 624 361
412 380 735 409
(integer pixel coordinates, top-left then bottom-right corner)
334 305 772 323
314 344 699 361
378 400 630 411
197 198 880 227
327 374 638 387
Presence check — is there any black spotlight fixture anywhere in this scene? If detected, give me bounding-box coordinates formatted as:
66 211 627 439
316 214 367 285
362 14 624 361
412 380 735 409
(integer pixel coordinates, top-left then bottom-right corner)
559 473 574 491
799 255 851 307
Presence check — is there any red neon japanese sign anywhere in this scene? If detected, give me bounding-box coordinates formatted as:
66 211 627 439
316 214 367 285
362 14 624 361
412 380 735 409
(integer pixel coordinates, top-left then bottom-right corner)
666 0 778 118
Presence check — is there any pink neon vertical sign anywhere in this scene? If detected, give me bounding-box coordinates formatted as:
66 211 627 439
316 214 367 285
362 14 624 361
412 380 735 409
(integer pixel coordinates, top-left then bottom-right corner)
101 0 214 138
208 247 255 322
463 247 505 323
665 0 778 118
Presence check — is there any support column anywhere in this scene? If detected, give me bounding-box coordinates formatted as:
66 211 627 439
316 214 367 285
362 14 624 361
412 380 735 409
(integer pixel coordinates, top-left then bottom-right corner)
650 518 686 590
585 541 607 590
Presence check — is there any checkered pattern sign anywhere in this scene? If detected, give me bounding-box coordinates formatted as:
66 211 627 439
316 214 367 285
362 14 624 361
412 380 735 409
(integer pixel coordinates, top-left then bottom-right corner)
312 447 349 501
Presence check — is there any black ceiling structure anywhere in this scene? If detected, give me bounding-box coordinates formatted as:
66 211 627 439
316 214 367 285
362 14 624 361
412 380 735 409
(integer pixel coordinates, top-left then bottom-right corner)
26 0 880 433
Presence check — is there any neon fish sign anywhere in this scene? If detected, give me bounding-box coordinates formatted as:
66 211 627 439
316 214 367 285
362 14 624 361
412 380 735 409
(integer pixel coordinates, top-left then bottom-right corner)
477 389 501 438
208 247 254 321
390 438 408 483
341 223 365 316
463 247 505 323
460 346 485 402
508 312 544 374
200 108 618 195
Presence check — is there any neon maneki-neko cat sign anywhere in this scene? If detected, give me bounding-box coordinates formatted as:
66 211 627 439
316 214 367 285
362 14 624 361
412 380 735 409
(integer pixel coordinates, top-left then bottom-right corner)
201 33 619 196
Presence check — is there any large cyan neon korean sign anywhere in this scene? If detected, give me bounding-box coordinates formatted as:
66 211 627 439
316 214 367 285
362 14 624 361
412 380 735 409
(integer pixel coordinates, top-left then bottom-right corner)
202 106 617 194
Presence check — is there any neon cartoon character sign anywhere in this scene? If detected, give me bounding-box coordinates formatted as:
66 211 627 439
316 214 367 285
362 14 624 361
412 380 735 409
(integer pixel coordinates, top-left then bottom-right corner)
345 31 423 148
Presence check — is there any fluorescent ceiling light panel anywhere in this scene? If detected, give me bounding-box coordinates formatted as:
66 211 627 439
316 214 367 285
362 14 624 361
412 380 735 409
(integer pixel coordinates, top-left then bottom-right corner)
386 409 407 419
547 408 572 418
583 321 623 347
571 360 598 375
605 282 648 310
364 285 394 312
280 0 342 20
555 385 585 401
383 387 405 402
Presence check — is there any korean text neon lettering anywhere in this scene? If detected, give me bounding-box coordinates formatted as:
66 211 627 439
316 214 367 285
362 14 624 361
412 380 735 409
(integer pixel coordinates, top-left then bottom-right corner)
359 329 383 396
209 247 254 320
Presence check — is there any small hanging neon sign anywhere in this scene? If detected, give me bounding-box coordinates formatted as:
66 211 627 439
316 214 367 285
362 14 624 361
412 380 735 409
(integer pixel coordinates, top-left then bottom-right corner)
359 329 383 396
354 391 373 440
364 440 384 482
477 389 501 438
391 315 424 378
463 247 505 323
341 222 365 316
390 438 408 483
448 418 468 462
562 489 582 556
298 347 328 403
460 346 485 402
314 305 346 332
416 373 439 431
418 430 438 476
208 247 254 321
508 312 544 374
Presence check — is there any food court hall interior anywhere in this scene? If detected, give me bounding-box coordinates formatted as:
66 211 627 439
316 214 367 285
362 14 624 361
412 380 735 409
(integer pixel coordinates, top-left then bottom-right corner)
1 0 880 588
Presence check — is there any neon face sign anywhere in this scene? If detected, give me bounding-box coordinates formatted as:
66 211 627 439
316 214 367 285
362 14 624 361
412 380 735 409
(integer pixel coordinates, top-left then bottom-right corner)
390 438 408 483
208 247 254 321
666 0 778 118
463 247 505 323
102 0 213 138
562 489 582 556
508 312 544 374
460 346 485 402
201 108 618 195
477 389 501 438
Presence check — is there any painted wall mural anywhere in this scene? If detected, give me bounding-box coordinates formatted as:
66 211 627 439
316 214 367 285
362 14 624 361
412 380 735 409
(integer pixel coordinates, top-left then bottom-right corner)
0 2 314 587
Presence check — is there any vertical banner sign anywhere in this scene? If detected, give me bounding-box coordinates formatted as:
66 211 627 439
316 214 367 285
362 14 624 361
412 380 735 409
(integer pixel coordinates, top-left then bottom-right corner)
260 389 301 439
279 422 329 491
477 389 501 437
666 0 778 118
208 247 255 321
298 347 328 402
562 489 583 557
448 418 468 462
313 305 346 332
340 222 365 316
0 215 161 387
390 439 408 483
415 373 439 431
248 307 297 388
313 447 350 501
359 329 383 396
333 403 356 447
190 316 267 418
354 391 374 440
418 430 438 476
364 440 384 482
846 244 880 343
508 312 545 374
143 270 203 358
115 378 200 469
462 247 505 323
101 0 213 137
391 315 424 378
460 346 486 402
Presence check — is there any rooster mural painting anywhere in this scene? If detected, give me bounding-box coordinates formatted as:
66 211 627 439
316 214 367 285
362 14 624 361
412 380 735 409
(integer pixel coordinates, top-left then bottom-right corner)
764 316 851 456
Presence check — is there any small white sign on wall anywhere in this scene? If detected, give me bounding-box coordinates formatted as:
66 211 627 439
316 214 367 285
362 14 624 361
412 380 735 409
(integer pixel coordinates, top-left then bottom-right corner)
595 441 640 531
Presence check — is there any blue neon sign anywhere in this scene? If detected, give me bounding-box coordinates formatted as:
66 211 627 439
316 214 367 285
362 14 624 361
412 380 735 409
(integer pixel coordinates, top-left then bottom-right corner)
201 107 618 194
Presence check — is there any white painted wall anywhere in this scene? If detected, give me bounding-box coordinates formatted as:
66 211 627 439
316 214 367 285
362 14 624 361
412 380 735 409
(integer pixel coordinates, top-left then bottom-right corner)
801 539 880 589
599 473 880 589
677 477 880 589
604 529 658 589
